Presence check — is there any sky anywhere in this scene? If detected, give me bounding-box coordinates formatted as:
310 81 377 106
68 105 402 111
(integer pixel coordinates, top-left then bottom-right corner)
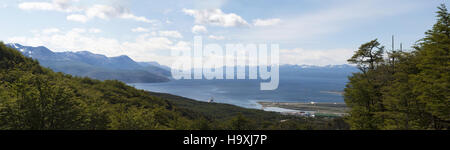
0 0 448 66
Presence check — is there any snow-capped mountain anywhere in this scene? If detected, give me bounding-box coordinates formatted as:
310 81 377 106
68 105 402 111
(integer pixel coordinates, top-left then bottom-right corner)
279 64 359 78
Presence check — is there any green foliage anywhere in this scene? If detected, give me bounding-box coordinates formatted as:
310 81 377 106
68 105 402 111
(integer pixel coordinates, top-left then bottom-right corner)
411 4 450 129
348 39 385 73
344 4 450 130
108 105 159 130
0 42 188 130
190 117 212 130
0 41 347 130
226 113 256 130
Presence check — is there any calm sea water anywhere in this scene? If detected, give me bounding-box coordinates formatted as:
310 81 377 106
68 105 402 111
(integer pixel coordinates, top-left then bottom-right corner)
129 74 348 109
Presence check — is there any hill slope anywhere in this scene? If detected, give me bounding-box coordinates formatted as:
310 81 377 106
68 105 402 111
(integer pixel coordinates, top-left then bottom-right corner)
0 42 346 130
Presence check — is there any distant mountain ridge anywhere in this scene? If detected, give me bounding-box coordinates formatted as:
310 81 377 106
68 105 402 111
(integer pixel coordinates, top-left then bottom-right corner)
6 43 170 83
137 62 172 77
177 64 358 79
7 43 357 82
279 64 359 78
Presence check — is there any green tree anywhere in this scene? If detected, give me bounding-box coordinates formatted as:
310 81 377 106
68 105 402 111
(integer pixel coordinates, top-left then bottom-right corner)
0 73 89 129
348 39 385 73
227 113 256 130
344 4 449 130
411 4 450 129
345 39 386 129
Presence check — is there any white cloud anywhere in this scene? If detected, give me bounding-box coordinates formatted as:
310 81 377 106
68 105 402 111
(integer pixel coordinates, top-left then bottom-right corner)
18 0 81 13
42 28 61 34
158 31 183 38
131 27 150 33
130 30 183 38
19 1 156 24
83 4 118 19
280 48 354 66
70 28 86 33
253 18 281 26
121 37 173 53
8 28 121 55
119 13 156 23
66 14 88 23
192 25 207 34
67 4 157 23
89 28 102 33
6 28 191 66
171 41 191 51
19 2 59 11
183 8 248 27
208 35 225 40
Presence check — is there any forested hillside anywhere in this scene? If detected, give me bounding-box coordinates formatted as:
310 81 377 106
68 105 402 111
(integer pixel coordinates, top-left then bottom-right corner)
0 41 346 130
344 4 449 130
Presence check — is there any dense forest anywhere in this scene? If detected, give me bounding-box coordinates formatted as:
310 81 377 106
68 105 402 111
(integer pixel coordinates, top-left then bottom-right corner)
344 4 449 130
0 39 345 130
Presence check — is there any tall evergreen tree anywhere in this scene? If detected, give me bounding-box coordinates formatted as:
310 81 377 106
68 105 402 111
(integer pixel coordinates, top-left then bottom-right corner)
344 4 449 130
348 39 385 73
411 4 450 129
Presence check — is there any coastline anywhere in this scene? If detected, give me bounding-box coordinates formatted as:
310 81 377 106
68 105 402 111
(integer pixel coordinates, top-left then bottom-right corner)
258 101 348 117
130 82 348 117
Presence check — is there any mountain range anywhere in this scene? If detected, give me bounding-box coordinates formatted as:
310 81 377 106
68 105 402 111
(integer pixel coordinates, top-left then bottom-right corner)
279 64 358 78
184 64 358 79
6 43 171 83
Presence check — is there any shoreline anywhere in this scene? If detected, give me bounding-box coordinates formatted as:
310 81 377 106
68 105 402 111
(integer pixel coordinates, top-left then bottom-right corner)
131 83 348 117
258 101 348 117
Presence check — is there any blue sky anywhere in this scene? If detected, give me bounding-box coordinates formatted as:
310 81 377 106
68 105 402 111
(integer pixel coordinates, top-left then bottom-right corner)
0 0 447 66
